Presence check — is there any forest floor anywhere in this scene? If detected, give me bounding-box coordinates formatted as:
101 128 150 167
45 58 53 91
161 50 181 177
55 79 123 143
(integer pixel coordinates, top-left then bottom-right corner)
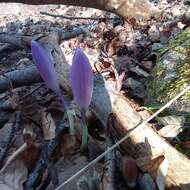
0 1 190 190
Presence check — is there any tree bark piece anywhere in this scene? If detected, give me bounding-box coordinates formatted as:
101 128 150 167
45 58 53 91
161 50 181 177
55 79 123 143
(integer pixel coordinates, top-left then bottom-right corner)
0 28 86 48
0 66 41 93
0 0 160 19
109 112 190 190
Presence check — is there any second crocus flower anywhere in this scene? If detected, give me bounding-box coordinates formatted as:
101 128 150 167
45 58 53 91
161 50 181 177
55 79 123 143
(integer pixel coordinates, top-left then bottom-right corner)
70 48 93 148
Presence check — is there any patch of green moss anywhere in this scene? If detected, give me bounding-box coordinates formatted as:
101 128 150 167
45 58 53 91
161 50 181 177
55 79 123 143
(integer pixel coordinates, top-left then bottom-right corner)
158 45 190 101
159 31 190 55
145 30 190 113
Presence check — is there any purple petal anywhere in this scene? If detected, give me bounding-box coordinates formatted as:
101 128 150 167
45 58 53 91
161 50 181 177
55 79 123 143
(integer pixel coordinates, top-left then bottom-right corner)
70 48 93 113
31 40 60 94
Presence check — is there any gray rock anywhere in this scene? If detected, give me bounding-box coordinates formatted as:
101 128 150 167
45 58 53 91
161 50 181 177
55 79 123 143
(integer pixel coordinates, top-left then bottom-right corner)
125 78 145 98
149 25 160 42
140 61 153 71
152 43 163 51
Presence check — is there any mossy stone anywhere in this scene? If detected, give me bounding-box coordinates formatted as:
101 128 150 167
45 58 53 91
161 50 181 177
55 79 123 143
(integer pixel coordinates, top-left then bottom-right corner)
145 29 190 114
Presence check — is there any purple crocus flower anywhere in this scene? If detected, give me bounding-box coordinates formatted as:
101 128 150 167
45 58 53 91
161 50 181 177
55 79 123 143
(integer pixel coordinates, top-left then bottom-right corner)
70 48 93 148
31 40 78 136
70 48 93 119
31 40 63 101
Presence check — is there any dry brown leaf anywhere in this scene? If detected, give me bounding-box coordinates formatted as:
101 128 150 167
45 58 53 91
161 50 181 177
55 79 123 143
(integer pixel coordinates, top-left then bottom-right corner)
156 158 168 190
61 134 80 158
158 116 185 126
122 157 139 188
0 138 39 190
94 59 111 74
0 159 27 190
41 109 56 140
20 143 39 169
158 124 182 140
136 154 165 180
107 37 122 56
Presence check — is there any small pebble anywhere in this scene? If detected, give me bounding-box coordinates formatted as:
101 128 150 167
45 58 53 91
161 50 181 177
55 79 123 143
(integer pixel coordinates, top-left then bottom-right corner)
148 25 160 42
152 43 163 51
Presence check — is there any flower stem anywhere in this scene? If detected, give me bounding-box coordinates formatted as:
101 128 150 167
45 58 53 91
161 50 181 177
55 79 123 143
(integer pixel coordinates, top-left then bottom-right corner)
57 91 75 135
81 120 88 149
81 108 88 149
67 110 75 135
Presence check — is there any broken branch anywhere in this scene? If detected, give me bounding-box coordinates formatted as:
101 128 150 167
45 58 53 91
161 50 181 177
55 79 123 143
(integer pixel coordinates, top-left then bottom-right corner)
0 66 42 93
40 11 115 21
0 0 160 19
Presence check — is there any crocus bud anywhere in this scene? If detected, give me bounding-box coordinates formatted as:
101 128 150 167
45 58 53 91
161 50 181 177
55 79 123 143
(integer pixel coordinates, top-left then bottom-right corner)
70 48 93 119
31 40 61 96
122 157 139 188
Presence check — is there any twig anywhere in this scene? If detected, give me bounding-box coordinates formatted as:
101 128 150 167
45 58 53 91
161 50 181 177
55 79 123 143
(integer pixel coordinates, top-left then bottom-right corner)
0 112 21 169
0 112 13 125
19 84 44 101
1 142 27 172
102 132 116 190
0 43 16 53
40 11 115 21
0 32 25 48
58 28 86 41
0 66 42 93
0 100 16 111
0 28 86 50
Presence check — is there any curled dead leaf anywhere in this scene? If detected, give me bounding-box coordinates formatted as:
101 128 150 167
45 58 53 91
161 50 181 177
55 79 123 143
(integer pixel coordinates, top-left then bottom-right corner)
158 124 183 140
95 58 111 73
136 154 165 180
61 134 80 158
106 37 122 56
41 109 56 140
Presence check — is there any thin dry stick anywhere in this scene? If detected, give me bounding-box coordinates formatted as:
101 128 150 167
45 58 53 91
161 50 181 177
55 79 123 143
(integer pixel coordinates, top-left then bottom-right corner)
19 84 43 101
40 11 115 21
55 85 190 190
0 143 27 172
